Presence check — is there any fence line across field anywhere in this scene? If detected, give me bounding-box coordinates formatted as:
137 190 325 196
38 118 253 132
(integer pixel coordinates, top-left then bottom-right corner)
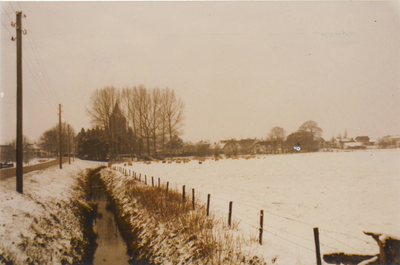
319 232 366 253
113 165 375 261
113 166 323 262
319 228 375 245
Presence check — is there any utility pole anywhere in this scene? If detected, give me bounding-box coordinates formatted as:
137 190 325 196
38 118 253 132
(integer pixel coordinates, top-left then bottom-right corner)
15 11 23 194
68 124 71 164
59 104 62 169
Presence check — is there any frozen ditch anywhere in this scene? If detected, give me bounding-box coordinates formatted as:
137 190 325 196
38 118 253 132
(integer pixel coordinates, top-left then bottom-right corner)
89 169 130 264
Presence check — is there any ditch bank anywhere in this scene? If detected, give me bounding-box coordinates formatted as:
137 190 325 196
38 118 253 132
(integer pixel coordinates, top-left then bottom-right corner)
100 168 266 265
0 163 100 265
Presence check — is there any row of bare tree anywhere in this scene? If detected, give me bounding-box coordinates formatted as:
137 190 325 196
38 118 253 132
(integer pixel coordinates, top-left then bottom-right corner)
38 122 75 156
87 86 184 159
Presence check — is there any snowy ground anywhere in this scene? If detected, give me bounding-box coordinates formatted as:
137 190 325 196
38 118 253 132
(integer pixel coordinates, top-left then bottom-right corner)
0 159 103 264
118 149 400 265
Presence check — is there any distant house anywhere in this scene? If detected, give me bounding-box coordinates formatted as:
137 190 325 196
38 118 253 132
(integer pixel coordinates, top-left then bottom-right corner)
334 138 354 149
28 144 48 157
196 141 211 157
182 142 196 155
222 139 242 156
251 140 273 154
379 135 400 148
221 138 262 156
0 144 14 162
355 136 370 145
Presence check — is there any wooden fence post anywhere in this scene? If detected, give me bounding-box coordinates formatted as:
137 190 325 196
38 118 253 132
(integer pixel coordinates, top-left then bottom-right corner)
167 182 169 193
158 178 160 188
228 201 233 227
182 185 185 202
207 194 210 216
314 227 322 265
259 210 264 245
139 173 141 182
192 188 195 210
152 176 154 187
145 175 147 185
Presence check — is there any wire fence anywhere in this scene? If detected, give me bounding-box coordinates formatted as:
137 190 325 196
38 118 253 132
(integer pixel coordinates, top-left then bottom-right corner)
111 164 378 263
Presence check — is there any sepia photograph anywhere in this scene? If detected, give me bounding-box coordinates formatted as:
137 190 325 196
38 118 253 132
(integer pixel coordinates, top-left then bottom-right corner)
0 1 399 264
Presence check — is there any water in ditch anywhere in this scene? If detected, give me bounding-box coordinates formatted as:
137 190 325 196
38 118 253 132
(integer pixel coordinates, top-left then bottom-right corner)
91 173 130 265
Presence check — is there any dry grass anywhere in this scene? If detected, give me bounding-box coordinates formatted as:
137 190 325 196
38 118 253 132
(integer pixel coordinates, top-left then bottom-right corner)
121 181 266 264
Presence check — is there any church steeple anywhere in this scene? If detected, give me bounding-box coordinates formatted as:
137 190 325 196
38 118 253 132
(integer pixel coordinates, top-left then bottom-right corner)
112 100 121 115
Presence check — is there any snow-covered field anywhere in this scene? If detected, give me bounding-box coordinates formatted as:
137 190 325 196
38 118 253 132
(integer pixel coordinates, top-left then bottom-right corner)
0 159 103 264
118 149 400 264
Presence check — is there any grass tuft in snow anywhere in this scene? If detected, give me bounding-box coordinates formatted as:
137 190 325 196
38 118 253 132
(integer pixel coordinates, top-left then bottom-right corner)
101 169 267 264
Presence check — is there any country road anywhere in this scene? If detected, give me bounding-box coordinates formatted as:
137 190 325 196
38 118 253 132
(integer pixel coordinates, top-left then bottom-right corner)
0 157 69 180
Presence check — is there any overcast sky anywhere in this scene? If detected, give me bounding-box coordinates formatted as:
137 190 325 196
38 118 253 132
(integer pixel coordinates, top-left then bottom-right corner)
1 1 399 145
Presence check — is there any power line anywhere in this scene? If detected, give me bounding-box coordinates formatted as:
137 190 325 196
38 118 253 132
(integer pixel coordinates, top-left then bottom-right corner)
16 2 23 12
2 8 59 114
23 24 60 105
22 52 59 114
22 39 59 108
8 2 15 13
1 20 14 37
1 5 13 22
14 2 60 106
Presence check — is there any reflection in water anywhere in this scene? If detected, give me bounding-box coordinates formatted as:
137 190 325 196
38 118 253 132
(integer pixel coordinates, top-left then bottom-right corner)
91 174 130 265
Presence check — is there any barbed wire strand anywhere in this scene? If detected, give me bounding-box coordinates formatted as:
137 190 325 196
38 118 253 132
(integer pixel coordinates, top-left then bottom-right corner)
319 228 374 245
319 233 366 253
121 168 376 254
262 228 315 252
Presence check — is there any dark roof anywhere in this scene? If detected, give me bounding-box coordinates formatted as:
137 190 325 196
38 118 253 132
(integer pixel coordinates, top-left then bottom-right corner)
355 136 370 142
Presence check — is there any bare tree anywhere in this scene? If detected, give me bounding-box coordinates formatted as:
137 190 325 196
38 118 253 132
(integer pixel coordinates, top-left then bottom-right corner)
5 136 33 164
87 86 119 159
150 88 162 157
136 86 151 155
162 88 184 159
87 86 119 129
39 123 75 157
39 128 58 155
268 126 286 142
121 87 138 158
268 126 286 154
298 120 323 141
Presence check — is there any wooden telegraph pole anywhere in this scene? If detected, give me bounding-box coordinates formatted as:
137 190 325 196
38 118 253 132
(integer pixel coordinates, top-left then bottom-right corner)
15 11 23 194
68 124 71 164
59 104 62 169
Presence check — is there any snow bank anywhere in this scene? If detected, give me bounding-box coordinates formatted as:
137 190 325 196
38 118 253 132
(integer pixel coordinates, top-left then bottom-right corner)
117 149 400 264
0 159 103 264
101 168 267 264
